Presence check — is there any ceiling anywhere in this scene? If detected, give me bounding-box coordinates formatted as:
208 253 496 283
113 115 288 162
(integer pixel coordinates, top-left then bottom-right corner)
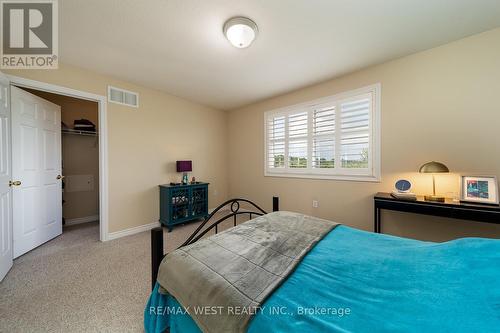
60 0 500 110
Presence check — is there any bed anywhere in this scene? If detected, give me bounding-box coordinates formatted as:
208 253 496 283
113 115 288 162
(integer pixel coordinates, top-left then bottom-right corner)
145 197 500 333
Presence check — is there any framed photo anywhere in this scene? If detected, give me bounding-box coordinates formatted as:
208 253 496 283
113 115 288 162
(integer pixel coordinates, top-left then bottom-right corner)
460 175 499 205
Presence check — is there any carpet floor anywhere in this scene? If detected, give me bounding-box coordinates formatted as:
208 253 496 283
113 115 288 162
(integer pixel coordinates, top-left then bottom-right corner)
0 213 244 332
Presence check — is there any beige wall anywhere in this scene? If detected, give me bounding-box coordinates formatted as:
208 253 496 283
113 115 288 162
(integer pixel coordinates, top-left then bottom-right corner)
5 64 228 233
228 28 500 241
4 28 500 240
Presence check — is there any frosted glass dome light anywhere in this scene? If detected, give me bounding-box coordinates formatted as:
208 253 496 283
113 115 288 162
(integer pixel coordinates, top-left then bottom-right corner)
223 17 258 48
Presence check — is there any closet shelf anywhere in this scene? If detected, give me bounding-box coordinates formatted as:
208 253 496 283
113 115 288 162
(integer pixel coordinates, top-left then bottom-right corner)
62 129 98 137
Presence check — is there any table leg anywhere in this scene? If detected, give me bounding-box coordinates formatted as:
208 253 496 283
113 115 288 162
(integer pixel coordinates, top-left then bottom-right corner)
374 206 381 233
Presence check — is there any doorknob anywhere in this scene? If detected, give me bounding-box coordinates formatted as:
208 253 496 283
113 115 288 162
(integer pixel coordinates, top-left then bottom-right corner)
56 175 65 180
9 180 21 187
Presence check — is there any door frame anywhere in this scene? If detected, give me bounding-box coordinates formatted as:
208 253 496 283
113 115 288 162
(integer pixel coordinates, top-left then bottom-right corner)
6 74 109 241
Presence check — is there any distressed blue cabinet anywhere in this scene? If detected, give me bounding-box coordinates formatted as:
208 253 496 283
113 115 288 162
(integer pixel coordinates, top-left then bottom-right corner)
159 182 209 231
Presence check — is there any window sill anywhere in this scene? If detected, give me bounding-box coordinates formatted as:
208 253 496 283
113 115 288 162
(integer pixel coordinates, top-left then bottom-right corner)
264 171 381 182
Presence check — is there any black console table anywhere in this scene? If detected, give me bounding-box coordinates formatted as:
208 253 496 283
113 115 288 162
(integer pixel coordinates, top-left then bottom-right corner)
374 192 500 233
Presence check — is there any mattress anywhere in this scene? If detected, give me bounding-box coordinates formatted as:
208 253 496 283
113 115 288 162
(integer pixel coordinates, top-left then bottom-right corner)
145 225 500 332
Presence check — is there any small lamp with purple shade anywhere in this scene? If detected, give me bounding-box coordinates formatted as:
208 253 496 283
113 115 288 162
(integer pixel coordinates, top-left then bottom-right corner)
176 160 192 185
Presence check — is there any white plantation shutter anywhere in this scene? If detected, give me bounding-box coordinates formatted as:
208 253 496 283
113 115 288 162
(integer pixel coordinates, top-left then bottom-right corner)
267 116 285 169
265 84 380 181
288 112 308 168
340 96 370 169
312 106 335 168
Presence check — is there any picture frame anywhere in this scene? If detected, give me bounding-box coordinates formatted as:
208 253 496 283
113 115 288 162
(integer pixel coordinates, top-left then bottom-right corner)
460 175 499 205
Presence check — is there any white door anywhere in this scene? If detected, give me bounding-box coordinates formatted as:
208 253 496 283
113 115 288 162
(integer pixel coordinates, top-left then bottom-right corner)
11 86 62 258
0 74 12 281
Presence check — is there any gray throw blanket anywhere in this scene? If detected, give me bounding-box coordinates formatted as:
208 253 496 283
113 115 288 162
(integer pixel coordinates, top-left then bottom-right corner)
157 211 339 333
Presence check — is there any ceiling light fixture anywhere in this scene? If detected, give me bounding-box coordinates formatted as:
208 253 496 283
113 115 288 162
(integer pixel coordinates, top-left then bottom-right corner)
223 17 258 49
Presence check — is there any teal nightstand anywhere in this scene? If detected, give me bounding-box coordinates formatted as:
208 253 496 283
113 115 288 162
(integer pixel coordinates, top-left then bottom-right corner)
159 182 209 231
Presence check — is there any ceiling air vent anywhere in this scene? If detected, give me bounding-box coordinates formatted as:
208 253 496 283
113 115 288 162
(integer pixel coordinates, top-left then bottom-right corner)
108 86 139 108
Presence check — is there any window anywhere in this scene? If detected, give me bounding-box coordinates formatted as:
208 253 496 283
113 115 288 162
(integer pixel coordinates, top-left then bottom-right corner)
265 84 380 181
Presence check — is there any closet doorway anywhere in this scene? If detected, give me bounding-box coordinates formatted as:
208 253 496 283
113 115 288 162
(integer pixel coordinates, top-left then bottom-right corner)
13 86 101 256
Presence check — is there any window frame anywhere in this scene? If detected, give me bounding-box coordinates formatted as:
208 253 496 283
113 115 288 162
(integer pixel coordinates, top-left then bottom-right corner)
264 83 381 182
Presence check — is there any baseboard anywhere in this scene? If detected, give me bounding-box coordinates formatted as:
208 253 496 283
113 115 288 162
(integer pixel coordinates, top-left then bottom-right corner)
107 221 160 241
65 215 99 226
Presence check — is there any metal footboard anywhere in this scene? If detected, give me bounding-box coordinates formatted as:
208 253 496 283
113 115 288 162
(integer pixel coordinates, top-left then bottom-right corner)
151 196 279 289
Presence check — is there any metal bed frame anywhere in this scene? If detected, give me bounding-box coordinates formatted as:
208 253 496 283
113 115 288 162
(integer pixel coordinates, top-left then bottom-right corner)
150 197 279 289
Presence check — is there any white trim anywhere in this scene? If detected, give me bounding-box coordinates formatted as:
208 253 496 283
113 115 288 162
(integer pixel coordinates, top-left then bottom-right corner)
372 83 382 182
107 85 139 108
7 75 105 102
107 222 160 241
65 215 99 226
264 83 381 182
5 74 110 241
263 172 381 182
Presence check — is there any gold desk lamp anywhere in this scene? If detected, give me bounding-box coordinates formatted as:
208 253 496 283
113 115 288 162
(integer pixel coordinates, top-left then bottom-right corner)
419 161 449 202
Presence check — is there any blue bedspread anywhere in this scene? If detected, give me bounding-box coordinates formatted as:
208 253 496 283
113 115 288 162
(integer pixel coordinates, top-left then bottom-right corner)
145 225 500 332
